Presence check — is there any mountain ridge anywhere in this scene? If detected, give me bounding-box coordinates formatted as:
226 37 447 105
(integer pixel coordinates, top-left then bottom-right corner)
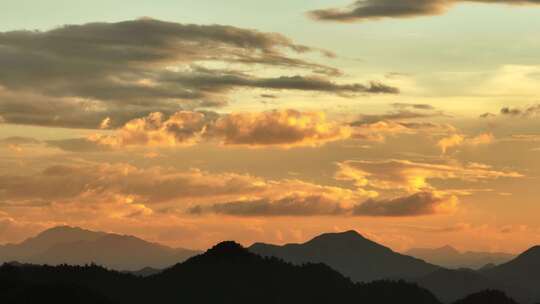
406 245 515 269
1 240 443 304
0 226 200 271
250 230 440 282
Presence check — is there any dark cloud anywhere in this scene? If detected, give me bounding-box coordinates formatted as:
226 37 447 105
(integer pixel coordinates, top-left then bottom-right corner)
188 191 455 217
351 109 445 125
189 195 348 217
0 18 397 129
353 192 456 217
309 0 540 22
479 112 497 119
501 104 540 117
480 104 540 119
158 69 398 96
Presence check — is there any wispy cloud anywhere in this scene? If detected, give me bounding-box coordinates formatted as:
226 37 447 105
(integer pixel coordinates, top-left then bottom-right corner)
0 19 397 129
309 0 540 22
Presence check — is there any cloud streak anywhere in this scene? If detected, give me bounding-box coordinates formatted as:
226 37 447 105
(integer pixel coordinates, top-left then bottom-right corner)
353 191 457 216
336 159 522 192
0 19 397 129
309 0 540 22
190 191 456 217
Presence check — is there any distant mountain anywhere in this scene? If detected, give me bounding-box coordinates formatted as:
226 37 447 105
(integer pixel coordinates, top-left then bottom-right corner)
406 245 514 269
0 226 200 271
482 246 540 304
410 245 540 304
452 290 519 304
0 241 442 304
412 268 503 303
249 230 439 282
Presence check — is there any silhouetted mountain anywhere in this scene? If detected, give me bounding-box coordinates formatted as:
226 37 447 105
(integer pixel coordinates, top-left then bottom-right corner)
412 268 503 303
409 245 540 304
406 245 514 269
0 241 443 304
452 290 519 304
482 246 540 304
0 263 137 304
0 226 200 270
250 230 439 282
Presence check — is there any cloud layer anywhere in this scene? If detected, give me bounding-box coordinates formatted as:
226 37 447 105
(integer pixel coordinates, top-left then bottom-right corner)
336 159 522 192
90 109 351 148
309 0 540 22
190 191 457 217
0 18 397 129
353 191 457 216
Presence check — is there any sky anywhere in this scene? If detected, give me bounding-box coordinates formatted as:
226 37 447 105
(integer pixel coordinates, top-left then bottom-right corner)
1 0 540 253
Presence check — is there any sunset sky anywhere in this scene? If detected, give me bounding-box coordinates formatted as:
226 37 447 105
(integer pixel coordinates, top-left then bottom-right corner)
1 0 540 253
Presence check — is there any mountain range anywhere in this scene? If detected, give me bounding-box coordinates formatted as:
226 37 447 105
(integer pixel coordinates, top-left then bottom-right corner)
250 230 540 304
1 241 443 304
0 226 200 271
250 230 440 282
2 226 538 303
406 245 515 269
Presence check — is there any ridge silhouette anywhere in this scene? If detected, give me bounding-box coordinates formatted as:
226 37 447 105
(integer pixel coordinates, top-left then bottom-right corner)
452 290 519 304
1 241 441 304
2 227 539 304
250 230 439 282
0 226 200 270
406 245 514 269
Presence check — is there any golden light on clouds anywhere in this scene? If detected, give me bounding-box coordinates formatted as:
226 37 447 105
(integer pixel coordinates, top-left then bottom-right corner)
1 6 540 254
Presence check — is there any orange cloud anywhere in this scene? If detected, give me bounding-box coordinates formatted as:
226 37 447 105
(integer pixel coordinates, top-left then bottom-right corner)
0 162 372 215
336 159 522 192
91 109 351 149
90 111 211 147
210 110 351 148
353 120 455 142
437 134 465 154
437 133 494 153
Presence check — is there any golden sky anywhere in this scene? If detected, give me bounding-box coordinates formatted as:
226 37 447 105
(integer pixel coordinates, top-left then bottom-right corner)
1 0 540 253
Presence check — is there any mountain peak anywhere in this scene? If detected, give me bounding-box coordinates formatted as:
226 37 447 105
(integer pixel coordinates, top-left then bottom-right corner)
438 245 460 254
205 241 251 257
27 226 105 245
312 230 366 242
35 225 105 238
39 225 87 235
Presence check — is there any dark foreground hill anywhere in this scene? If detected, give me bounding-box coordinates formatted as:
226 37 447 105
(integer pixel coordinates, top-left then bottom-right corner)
452 290 519 304
0 241 442 304
250 230 439 282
